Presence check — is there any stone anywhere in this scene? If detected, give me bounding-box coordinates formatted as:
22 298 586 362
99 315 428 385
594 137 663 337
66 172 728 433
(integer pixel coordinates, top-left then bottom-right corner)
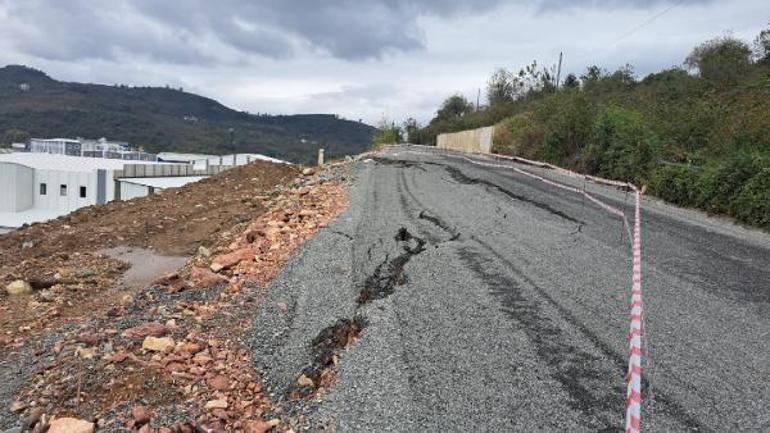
131 405 150 425
210 248 255 272
47 418 94 433
9 400 26 412
297 374 314 387
208 375 229 391
25 407 45 428
6 280 32 296
205 399 228 410
197 246 211 257
122 323 168 339
181 342 203 354
190 267 228 288
75 346 97 359
244 419 281 433
301 167 315 176
142 336 175 352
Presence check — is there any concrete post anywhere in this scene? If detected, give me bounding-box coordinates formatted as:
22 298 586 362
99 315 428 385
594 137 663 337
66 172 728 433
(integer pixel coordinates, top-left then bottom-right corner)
318 148 325 167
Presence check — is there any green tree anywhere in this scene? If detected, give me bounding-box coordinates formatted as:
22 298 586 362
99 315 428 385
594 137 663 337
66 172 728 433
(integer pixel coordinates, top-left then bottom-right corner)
436 95 474 120
487 68 515 106
371 119 402 148
2 129 30 146
685 35 752 87
403 117 421 144
753 23 770 62
563 73 580 89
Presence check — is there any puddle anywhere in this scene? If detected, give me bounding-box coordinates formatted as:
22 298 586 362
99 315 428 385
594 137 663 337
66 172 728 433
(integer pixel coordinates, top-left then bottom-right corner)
102 246 188 290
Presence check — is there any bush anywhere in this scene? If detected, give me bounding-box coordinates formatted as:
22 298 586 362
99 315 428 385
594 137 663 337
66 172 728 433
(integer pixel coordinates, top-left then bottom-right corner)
697 153 765 212
492 112 544 159
732 168 770 228
649 165 704 207
583 106 660 183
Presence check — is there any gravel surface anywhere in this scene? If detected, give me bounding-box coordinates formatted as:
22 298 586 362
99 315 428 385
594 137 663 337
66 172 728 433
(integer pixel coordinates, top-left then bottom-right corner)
249 146 770 432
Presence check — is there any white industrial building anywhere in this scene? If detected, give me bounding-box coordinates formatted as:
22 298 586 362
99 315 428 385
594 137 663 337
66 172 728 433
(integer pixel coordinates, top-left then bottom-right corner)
29 137 158 161
0 150 287 230
0 153 192 228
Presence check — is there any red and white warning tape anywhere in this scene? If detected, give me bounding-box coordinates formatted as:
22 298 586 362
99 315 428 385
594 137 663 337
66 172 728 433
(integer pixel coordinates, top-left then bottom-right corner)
426 150 646 432
626 187 643 433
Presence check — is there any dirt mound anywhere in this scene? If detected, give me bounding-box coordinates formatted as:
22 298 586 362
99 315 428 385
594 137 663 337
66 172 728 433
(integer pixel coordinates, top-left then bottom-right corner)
0 160 296 342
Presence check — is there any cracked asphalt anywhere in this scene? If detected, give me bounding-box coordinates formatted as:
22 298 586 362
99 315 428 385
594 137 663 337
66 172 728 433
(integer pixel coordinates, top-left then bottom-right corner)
249 146 770 432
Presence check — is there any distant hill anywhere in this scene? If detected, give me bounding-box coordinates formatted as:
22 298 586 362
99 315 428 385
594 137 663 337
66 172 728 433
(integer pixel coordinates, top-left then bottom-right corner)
0 65 376 163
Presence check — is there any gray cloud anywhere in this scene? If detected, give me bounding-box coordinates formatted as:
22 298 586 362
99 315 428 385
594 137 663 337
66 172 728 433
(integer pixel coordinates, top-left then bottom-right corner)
0 0 503 63
536 0 713 11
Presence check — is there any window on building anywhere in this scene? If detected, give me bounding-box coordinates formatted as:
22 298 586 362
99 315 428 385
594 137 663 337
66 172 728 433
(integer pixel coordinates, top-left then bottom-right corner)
60 184 67 196
79 186 87 198
39 183 47 195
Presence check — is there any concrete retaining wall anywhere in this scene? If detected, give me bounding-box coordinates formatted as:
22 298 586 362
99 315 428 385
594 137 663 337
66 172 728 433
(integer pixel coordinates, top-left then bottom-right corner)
436 126 494 154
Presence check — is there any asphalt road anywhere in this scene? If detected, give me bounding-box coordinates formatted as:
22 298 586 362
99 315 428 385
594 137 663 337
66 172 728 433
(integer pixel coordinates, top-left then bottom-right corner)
249 146 770 432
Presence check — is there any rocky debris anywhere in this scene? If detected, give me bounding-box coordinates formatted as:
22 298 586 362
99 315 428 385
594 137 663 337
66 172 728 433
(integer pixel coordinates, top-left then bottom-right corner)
152 273 190 294
189 267 227 289
122 322 168 339
301 167 315 176
131 405 151 425
5 162 353 433
47 418 94 433
5 280 32 296
0 160 297 345
245 418 281 433
142 336 175 352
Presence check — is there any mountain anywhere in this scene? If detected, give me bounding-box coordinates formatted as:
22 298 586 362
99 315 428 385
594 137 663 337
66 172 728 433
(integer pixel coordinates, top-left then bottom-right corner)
0 65 376 163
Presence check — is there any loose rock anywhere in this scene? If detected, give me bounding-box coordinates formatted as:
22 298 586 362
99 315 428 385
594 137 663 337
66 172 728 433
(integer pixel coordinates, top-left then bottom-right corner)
6 280 32 296
47 418 94 433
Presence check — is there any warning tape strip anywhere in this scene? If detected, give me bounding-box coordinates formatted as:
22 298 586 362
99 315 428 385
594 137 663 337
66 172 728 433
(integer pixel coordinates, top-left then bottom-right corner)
626 188 643 433
414 149 645 432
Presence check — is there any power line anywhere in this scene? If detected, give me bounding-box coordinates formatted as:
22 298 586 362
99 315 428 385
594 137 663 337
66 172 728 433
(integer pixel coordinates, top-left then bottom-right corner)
606 0 685 51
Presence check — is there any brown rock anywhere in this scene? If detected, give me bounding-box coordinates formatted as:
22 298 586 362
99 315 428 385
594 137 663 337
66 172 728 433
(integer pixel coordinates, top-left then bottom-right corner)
181 342 203 354
138 424 151 433
244 419 281 433
76 333 100 346
153 273 190 293
122 322 168 339
47 417 94 433
132 405 151 425
9 400 26 412
208 375 230 391
190 267 228 289
205 399 228 410
210 248 255 272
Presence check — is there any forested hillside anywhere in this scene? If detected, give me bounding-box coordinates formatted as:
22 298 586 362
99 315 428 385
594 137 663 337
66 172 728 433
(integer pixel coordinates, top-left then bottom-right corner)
405 27 770 229
0 65 376 163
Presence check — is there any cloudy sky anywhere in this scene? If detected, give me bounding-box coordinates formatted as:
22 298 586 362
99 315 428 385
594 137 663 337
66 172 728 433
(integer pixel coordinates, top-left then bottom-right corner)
0 0 766 125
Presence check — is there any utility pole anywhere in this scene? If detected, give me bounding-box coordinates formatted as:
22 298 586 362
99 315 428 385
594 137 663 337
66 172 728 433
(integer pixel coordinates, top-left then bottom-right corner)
556 52 563 89
476 88 481 111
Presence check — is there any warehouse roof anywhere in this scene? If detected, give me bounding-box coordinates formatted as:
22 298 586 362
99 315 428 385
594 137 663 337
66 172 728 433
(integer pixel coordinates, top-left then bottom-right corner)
0 153 165 172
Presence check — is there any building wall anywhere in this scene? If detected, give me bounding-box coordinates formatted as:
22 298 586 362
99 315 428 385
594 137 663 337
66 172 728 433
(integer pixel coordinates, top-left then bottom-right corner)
436 126 494 154
120 182 151 200
32 169 98 212
0 162 34 212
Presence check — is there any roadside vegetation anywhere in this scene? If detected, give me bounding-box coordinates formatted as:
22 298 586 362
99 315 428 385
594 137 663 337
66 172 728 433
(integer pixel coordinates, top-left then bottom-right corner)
383 26 770 229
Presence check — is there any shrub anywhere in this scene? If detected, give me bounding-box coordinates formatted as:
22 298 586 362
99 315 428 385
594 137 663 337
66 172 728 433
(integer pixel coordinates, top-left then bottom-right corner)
697 153 765 212
649 165 704 207
732 168 770 228
492 112 544 159
583 106 660 183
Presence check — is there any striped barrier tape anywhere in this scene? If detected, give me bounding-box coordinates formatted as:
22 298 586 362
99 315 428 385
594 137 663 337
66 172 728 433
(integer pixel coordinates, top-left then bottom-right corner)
626 188 643 433
426 150 645 432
